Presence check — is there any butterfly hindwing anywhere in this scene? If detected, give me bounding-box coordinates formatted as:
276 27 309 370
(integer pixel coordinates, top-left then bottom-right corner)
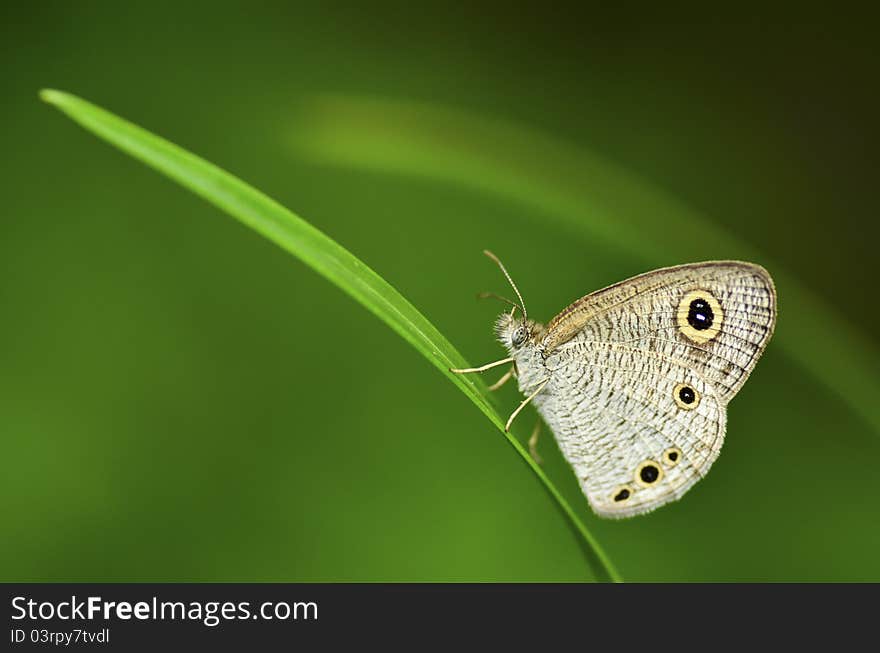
541 343 726 517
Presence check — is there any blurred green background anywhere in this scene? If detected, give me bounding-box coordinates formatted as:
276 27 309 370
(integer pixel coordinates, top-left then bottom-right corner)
3 3 879 581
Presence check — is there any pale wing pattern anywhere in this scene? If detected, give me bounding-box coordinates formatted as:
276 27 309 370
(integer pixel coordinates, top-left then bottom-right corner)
541 262 776 402
531 261 775 517
538 341 726 517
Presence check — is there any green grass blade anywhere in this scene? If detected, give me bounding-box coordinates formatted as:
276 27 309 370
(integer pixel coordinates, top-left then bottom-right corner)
39 89 621 583
290 95 880 437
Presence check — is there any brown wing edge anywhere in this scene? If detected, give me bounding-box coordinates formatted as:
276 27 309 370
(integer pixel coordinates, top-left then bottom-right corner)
541 260 778 354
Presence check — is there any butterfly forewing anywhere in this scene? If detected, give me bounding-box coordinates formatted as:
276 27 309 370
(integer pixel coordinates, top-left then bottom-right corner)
542 262 776 401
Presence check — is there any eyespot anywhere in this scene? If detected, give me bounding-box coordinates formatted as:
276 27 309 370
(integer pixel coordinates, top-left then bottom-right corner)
635 460 664 487
673 383 701 410
612 485 634 503
511 326 527 347
663 447 682 467
676 289 724 344
688 298 713 330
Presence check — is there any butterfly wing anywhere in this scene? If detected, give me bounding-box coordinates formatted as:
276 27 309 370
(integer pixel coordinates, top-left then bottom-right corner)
539 342 727 517
536 261 775 517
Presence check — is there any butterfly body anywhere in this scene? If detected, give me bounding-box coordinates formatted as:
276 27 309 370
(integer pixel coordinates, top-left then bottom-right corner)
492 261 776 518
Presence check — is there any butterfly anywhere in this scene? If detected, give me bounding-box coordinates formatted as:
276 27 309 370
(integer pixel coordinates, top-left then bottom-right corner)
452 251 777 518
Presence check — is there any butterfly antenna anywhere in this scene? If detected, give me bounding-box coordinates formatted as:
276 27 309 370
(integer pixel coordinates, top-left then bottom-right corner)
483 250 528 322
476 291 520 316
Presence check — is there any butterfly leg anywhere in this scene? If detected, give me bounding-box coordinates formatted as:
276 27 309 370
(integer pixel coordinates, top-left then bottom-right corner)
528 420 543 465
505 378 549 432
487 367 514 391
450 357 514 375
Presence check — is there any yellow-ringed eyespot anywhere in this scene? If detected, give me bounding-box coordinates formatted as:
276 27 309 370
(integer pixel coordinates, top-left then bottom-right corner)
612 485 634 503
673 382 701 410
677 289 724 344
663 447 682 467
635 460 664 487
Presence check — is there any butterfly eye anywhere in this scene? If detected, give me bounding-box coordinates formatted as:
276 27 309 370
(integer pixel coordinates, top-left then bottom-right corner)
511 326 527 347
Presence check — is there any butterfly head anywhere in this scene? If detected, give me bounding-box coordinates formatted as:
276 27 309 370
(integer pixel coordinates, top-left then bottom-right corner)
483 249 536 351
495 311 545 353
495 311 530 350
